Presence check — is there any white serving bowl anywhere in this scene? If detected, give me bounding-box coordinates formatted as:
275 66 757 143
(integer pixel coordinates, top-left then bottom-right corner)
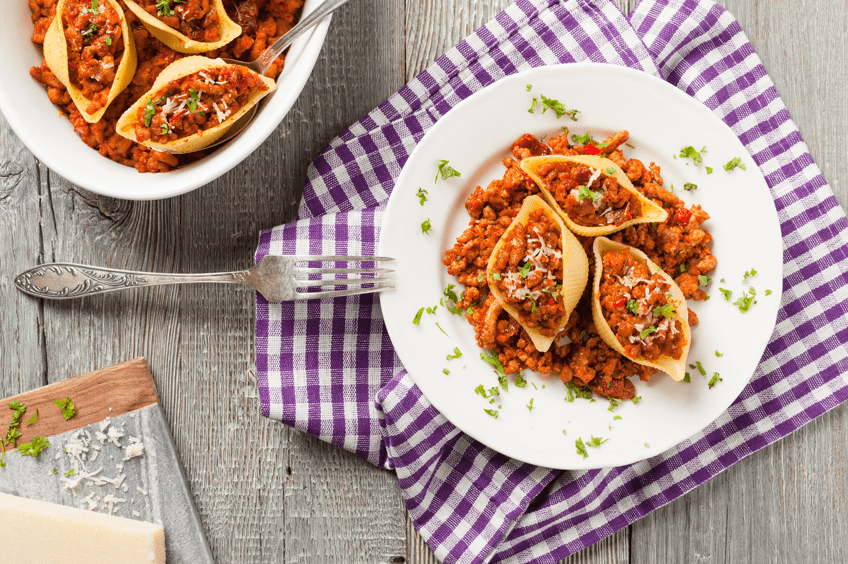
0 0 329 200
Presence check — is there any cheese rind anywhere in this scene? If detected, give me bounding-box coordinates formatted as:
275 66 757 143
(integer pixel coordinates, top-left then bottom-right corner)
0 492 165 563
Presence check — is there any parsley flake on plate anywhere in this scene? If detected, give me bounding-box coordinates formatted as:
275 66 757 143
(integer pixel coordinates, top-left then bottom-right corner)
539 95 580 121
564 381 593 402
446 347 462 360
631 396 642 404
708 372 723 389
706 166 713 174
421 219 432 234
434 322 449 337
435 160 461 183
442 368 450 375
679 145 707 165
426 305 437 315
733 289 756 313
483 408 499 419
723 157 746 171
526 84 532 92
614 415 622 421
25 409 38 426
719 288 732 301
18 436 50 458
526 398 535 412
652 304 674 318
715 350 724 357
743 268 758 281
416 188 428 205
698 275 711 287
683 372 691 383
607 398 620 412
571 132 593 146
683 182 698 191
765 289 772 296
412 307 424 325
575 438 588 459
519 262 533 278
514 372 528 388
64 468 76 477
639 326 657 340
577 185 602 203
586 435 608 448
527 97 538 114
626 299 638 314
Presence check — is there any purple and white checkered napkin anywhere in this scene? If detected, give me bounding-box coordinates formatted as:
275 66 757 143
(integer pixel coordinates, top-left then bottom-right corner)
255 0 848 562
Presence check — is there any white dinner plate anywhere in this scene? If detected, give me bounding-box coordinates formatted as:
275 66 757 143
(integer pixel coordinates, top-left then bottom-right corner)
379 63 782 470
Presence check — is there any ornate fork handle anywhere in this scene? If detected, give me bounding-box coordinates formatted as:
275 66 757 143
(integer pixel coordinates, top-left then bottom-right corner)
14 264 249 300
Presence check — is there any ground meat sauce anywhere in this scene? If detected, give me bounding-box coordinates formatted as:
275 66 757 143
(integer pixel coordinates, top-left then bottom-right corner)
138 0 221 42
62 0 125 114
444 130 717 400
598 250 685 362
28 0 304 173
490 210 565 336
536 161 642 227
135 65 268 143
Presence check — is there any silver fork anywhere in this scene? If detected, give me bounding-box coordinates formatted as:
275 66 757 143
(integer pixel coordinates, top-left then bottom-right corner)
14 256 394 302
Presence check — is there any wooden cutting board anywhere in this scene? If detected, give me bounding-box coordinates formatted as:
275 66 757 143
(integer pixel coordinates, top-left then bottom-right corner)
0 358 214 564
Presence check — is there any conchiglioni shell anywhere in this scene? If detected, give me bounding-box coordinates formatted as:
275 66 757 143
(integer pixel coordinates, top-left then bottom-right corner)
43 0 137 123
123 0 241 54
115 56 276 154
486 195 589 353
590 237 691 381
520 155 668 237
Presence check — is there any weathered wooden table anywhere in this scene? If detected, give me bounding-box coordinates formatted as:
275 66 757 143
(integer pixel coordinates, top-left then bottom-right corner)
1 1 846 562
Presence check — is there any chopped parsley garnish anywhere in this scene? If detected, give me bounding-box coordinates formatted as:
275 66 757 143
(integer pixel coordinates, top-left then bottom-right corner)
480 351 507 390
679 263 688 273
562 429 567 436
715 350 724 357
105 36 112 46
489 271 501 281
474 385 500 399
743 268 758 281
683 372 691 383
639 326 657 339
604 167 617 176
614 415 622 421
530 301 539 314
679 145 707 165
683 182 698 191
435 160 461 182
426 306 437 315
54 397 76 420
187 88 202 114
160 123 169 135
526 398 535 412
733 289 756 313
1 401 28 468
577 184 602 203
564 381 593 402
698 275 711 287
483 409 499 419
519 262 533 278
156 0 174 16
708 372 723 389
652 304 674 318
435 322 448 336
693 361 706 376
607 398 620 412
571 132 593 146
579 330 589 342
88 0 99 12
477 273 484 283
765 289 772 296
539 95 580 121
412 307 424 325
575 438 588 459
421 219 432 234
143 99 156 127
25 409 38 426
723 157 746 171
81 23 98 40
514 373 528 388
64 468 76 477
719 288 732 301
442 368 450 375
18 436 50 458
586 435 608 448
706 166 713 174
632 396 642 404
528 97 538 113
446 347 462 360
416 188 428 205
526 84 532 92
442 284 464 315
626 299 638 314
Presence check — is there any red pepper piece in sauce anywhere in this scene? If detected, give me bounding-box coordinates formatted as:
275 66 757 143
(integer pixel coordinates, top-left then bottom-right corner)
584 144 601 155
613 297 627 308
676 208 692 224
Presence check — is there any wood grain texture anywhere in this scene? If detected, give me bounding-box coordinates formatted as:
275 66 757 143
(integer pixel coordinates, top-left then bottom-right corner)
0 357 158 449
0 0 845 563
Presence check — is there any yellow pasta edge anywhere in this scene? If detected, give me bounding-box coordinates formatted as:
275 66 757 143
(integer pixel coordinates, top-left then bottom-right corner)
115 56 276 154
590 237 691 382
123 0 241 54
43 0 137 124
486 194 588 353
520 155 668 237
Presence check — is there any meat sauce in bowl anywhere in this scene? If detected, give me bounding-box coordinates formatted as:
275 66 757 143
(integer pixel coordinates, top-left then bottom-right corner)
444 130 716 400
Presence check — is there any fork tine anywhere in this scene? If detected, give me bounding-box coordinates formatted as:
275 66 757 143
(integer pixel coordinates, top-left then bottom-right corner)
296 267 394 275
293 255 394 263
296 275 394 288
297 283 394 300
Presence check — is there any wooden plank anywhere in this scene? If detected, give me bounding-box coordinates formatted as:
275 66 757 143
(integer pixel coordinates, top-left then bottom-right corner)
0 358 158 450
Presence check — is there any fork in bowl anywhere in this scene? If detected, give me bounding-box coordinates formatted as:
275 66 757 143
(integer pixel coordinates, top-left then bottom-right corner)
14 256 394 301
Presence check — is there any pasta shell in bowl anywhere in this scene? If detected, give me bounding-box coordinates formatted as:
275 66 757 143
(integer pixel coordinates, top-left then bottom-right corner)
42 0 137 124
122 0 242 54
116 56 276 154
486 195 589 353
520 155 667 237
590 237 691 381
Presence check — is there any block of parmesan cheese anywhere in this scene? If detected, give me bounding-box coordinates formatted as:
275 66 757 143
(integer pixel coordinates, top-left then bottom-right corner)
0 492 165 563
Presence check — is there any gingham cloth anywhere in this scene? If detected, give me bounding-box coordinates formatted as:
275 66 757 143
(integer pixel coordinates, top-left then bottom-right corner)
254 0 848 562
